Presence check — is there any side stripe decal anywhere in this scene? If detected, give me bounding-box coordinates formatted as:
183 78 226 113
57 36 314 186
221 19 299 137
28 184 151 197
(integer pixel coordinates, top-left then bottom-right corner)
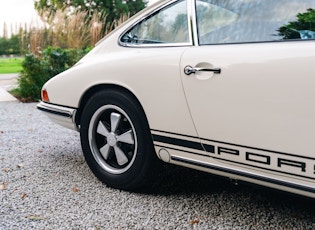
151 129 315 185
152 134 205 151
152 129 315 161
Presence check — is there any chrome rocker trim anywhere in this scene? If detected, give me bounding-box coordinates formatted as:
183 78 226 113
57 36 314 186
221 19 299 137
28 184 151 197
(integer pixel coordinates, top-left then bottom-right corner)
37 102 79 131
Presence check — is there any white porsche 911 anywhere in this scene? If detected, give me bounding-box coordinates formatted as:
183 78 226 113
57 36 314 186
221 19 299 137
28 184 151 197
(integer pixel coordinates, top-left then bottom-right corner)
38 0 315 198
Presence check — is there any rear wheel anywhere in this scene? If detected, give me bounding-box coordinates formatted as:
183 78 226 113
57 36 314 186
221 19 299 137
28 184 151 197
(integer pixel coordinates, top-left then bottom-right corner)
80 90 159 190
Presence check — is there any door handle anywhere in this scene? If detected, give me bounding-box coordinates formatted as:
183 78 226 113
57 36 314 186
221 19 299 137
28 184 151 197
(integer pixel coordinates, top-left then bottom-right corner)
184 65 221 75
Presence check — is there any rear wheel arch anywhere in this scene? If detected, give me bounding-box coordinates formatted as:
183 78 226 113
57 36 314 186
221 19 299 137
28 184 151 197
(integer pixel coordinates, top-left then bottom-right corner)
75 84 148 129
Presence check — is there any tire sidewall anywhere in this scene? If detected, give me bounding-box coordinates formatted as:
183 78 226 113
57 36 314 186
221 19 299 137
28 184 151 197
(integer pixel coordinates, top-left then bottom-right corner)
80 90 154 190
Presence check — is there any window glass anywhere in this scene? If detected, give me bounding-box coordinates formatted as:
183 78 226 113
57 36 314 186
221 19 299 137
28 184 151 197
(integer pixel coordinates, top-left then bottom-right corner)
196 0 315 45
121 0 189 45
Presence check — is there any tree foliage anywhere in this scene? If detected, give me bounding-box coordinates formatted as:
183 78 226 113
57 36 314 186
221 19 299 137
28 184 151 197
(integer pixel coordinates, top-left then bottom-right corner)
34 0 146 28
278 8 315 39
0 35 21 55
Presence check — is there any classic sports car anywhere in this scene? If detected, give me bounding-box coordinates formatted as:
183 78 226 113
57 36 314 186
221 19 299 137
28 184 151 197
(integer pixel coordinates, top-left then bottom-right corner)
38 0 315 198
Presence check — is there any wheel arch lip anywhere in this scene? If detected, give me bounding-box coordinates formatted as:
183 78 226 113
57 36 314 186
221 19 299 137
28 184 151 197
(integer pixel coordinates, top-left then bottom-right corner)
75 83 150 130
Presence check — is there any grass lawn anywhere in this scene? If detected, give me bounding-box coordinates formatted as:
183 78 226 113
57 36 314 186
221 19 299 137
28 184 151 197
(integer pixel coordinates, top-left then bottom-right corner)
0 57 23 74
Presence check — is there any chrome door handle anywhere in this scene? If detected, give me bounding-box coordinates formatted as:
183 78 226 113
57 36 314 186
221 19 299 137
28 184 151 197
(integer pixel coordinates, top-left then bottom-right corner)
184 65 221 75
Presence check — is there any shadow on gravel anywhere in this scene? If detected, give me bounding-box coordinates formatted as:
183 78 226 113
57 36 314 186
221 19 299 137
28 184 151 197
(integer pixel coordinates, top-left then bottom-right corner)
147 163 315 219
149 164 240 195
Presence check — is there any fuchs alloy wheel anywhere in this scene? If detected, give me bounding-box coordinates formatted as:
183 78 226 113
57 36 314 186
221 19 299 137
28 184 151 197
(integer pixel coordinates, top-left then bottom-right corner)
80 90 159 190
88 104 137 174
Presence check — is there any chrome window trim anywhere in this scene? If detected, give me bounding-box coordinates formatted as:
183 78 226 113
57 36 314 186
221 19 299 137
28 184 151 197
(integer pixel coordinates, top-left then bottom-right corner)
193 0 315 46
188 0 199 46
118 0 194 48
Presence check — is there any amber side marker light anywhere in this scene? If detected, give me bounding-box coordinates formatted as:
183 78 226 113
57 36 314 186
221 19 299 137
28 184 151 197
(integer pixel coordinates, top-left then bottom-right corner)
42 89 49 102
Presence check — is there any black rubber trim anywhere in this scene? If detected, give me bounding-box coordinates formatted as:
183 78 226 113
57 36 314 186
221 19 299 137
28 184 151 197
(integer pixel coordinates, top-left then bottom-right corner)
172 156 315 194
37 106 71 118
39 101 77 110
211 155 315 181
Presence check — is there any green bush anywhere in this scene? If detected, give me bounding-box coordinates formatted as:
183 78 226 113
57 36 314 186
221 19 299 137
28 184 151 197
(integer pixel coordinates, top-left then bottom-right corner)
15 47 90 101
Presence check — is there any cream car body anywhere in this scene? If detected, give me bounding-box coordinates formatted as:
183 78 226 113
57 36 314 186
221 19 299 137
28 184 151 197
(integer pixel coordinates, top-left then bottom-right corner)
38 0 315 197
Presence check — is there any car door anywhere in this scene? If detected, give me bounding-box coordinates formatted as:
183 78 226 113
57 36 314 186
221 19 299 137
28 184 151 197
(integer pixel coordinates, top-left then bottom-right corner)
115 0 204 148
180 0 315 185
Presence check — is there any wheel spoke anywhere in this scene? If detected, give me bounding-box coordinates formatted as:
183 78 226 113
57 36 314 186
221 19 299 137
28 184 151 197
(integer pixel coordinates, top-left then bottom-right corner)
100 144 111 160
113 146 129 165
117 130 134 145
110 112 121 132
97 121 109 137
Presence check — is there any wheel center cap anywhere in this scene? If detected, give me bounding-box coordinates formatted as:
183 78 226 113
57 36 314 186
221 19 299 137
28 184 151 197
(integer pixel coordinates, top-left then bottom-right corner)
107 133 117 147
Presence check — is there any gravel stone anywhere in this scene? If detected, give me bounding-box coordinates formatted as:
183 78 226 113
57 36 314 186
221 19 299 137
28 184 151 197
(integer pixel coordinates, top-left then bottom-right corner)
1 101 315 229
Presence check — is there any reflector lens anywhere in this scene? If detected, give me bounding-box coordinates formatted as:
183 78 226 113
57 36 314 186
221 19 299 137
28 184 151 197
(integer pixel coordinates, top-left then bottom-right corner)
42 89 49 102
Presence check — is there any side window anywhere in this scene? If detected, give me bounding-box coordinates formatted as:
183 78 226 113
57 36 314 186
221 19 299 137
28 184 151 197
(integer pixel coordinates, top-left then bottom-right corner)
121 0 189 45
196 0 315 45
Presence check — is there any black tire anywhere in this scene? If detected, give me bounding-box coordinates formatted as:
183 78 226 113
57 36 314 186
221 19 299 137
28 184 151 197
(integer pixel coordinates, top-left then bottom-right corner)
80 89 159 190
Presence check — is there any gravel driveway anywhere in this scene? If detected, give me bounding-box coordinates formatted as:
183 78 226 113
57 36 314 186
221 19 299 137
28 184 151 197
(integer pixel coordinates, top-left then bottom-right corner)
1 101 315 229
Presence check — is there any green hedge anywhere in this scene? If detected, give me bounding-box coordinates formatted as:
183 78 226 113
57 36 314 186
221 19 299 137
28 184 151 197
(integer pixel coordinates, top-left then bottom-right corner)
15 47 90 101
